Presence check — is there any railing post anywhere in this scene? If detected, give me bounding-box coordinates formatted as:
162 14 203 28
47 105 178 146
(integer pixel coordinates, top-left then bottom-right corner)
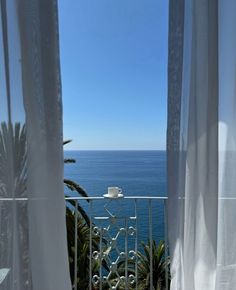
64 196 168 290
135 199 138 290
74 200 78 290
164 199 169 290
125 218 128 290
99 219 102 290
89 200 93 290
149 199 153 290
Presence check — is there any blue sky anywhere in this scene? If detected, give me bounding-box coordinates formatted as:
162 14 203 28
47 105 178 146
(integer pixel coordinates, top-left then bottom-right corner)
58 0 168 150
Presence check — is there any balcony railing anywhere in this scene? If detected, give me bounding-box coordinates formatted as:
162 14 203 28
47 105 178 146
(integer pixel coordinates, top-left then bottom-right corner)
66 196 169 290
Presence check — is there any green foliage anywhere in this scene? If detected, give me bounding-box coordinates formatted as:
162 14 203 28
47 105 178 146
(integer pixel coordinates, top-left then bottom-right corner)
137 240 170 290
115 240 170 290
0 122 30 288
64 140 105 289
63 140 73 146
64 158 76 164
66 207 102 289
64 179 88 199
0 122 27 197
63 141 170 289
63 139 90 224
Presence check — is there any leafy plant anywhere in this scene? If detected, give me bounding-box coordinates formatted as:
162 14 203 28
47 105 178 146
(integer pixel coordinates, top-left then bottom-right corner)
63 140 89 224
0 122 30 288
63 143 170 289
137 240 170 290
64 141 108 289
66 206 102 289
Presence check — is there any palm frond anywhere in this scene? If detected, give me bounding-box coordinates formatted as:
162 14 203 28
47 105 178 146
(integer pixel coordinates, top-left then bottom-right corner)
63 140 111 289
64 179 89 199
64 158 76 163
137 240 170 290
65 197 90 225
63 140 72 146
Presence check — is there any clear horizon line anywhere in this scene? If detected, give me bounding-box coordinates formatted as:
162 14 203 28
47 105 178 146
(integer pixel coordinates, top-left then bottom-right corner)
63 149 166 151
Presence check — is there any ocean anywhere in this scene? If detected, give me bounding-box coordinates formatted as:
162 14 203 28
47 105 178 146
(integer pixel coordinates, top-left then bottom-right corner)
64 150 167 246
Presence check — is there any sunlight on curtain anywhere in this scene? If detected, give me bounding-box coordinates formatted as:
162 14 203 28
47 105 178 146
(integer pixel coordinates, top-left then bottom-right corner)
168 0 236 289
0 0 71 289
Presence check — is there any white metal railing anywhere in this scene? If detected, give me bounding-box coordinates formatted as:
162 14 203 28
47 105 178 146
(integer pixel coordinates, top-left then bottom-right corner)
65 196 169 290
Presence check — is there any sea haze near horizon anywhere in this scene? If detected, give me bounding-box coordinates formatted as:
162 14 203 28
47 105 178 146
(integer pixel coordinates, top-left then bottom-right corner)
64 150 167 243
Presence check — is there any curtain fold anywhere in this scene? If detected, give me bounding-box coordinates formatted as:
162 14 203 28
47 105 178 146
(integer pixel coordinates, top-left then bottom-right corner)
168 1 236 290
0 0 71 289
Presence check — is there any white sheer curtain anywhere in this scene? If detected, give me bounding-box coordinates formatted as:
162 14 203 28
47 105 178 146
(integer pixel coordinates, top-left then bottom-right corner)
168 0 236 289
0 0 71 289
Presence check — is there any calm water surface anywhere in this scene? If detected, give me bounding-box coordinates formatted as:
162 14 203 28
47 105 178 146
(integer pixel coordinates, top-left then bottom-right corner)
64 150 167 243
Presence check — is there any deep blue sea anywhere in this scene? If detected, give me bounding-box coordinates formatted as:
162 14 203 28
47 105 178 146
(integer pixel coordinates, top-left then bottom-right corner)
64 150 167 246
